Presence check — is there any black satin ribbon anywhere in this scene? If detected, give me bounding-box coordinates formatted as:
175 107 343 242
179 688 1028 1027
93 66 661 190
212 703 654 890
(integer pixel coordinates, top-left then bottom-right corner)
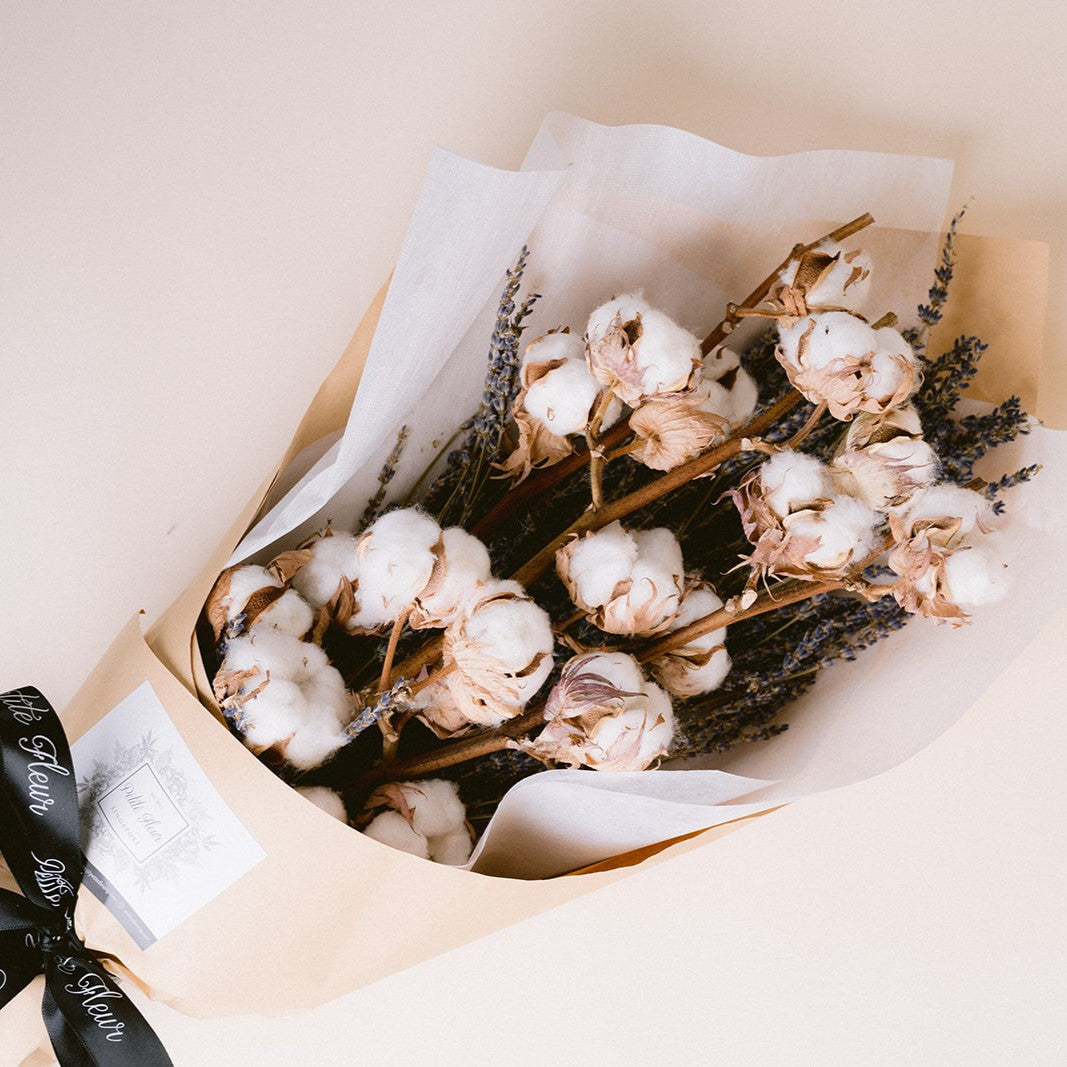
0 687 173 1066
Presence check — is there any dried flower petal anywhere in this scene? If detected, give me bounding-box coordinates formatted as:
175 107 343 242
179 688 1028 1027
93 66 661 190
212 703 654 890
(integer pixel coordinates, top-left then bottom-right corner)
628 393 729 471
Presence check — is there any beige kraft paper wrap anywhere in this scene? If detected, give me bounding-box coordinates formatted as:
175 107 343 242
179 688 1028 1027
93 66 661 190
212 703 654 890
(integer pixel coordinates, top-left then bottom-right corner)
0 141 1055 1057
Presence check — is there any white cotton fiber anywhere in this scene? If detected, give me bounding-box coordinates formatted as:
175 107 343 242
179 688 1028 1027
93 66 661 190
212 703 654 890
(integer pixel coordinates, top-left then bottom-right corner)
943 544 1007 607
363 811 430 859
565 521 640 607
906 485 992 538
296 786 348 823
779 311 877 372
224 565 282 615
427 826 474 866
253 588 314 638
523 329 584 366
291 533 362 608
761 451 833 518
790 495 881 568
220 630 351 769
348 508 442 631
413 526 492 627
400 779 467 839
524 359 602 437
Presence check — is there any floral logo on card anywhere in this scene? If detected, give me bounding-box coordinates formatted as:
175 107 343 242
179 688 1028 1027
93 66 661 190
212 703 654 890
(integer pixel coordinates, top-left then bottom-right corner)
77 732 219 893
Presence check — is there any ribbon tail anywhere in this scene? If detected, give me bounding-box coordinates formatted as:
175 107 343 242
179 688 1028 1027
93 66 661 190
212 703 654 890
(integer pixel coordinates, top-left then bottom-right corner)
43 954 173 1067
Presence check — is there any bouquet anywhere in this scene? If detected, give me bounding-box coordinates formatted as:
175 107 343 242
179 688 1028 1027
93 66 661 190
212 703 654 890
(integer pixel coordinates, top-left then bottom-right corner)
202 204 1039 873
6 118 1062 1054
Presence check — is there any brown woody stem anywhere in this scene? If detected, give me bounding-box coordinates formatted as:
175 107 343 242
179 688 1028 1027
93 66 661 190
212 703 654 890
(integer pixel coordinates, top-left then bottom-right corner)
378 611 410 694
509 389 803 589
700 212 875 356
783 401 827 450
585 389 617 512
469 419 633 538
636 578 842 662
350 700 548 794
407 659 457 697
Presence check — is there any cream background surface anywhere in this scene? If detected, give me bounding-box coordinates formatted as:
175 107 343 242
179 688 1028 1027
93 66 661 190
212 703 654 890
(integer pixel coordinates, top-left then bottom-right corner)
2 2 1065 1064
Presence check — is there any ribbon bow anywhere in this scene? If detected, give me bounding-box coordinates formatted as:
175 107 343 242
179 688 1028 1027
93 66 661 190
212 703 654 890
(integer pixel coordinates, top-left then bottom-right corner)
0 687 172 1066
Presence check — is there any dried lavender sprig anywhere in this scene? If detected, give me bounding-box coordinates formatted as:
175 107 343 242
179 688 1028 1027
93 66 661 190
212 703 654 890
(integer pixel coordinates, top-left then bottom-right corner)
909 202 967 352
359 425 410 531
345 680 412 740
425 249 540 526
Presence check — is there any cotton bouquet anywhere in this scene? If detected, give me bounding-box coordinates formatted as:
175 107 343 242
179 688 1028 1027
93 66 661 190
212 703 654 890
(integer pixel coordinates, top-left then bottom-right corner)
198 205 1038 870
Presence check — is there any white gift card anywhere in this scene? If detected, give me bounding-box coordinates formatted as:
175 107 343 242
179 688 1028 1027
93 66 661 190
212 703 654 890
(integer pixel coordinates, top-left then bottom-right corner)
72 682 265 948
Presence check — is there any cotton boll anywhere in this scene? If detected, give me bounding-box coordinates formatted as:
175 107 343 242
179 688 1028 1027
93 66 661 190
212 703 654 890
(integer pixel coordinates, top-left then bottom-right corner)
632 528 684 580
943 544 1007 606
525 652 675 771
236 678 308 751
290 533 362 609
630 308 702 396
589 684 675 766
458 595 555 703
601 556 680 635
586 294 699 402
362 811 430 860
866 328 916 402
524 359 602 437
760 451 834 518
672 649 732 696
399 779 467 839
523 329 585 367
648 585 732 698
788 495 881 569
779 311 876 372
558 523 686 635
669 585 727 654
778 241 872 310
253 588 314 638
446 592 556 719
691 355 759 428
906 485 992 539
284 722 350 772
216 631 351 768
721 366 759 425
586 293 654 335
295 786 348 823
411 527 492 628
577 650 648 694
428 826 474 866
225 565 283 615
563 521 639 607
348 508 442 631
